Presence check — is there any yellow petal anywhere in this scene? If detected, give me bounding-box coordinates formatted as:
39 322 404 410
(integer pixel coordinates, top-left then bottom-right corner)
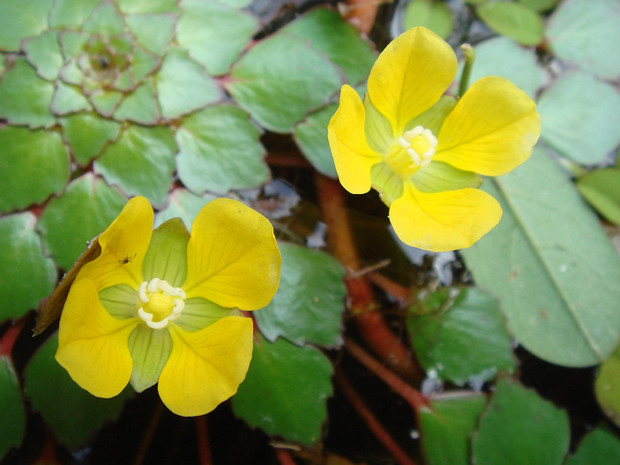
158 317 253 417
78 196 154 290
389 184 502 252
183 198 280 310
367 27 457 136
327 85 383 194
55 279 137 398
435 76 541 176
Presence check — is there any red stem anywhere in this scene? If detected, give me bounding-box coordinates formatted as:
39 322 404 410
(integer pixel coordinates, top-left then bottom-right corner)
315 174 418 382
346 338 428 411
0 318 26 357
336 370 418 465
274 448 298 465
195 415 212 465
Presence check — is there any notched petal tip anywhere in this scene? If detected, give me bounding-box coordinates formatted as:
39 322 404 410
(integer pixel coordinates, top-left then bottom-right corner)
328 84 382 195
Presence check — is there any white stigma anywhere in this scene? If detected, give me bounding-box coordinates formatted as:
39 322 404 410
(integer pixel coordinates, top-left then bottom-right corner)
399 126 437 168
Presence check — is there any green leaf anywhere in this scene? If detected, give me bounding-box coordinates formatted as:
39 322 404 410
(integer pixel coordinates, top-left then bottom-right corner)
0 356 26 459
232 335 333 445
293 103 338 177
566 428 620 465
0 212 56 320
457 36 547 98
518 0 561 12
37 174 126 271
176 0 257 76
176 105 269 194
577 168 620 225
49 0 100 28
282 7 377 85
408 288 515 386
403 0 453 40
0 0 53 51
0 126 69 213
0 58 55 128
256 243 346 348
60 113 121 165
462 148 620 367
24 334 131 449
82 0 125 35
418 392 487 465
125 13 175 56
227 32 343 133
537 72 620 165
155 48 222 120
595 345 620 428
154 189 217 229
89 88 123 117
51 81 92 115
128 325 172 392
477 1 543 46
116 0 179 14
114 80 160 125
472 378 569 465
546 0 620 80
142 218 190 287
22 31 64 81
95 125 177 206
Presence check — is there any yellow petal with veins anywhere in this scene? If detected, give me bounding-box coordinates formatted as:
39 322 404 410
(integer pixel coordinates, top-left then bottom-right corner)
367 27 457 136
55 279 137 398
435 76 540 176
78 196 153 290
183 198 280 310
328 85 383 194
389 184 502 252
158 317 253 416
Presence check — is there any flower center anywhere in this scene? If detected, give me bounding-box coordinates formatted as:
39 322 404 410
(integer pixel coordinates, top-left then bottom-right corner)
137 278 186 329
386 126 437 178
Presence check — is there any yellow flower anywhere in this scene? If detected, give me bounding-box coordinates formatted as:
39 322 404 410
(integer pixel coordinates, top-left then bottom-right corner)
328 27 541 252
55 196 281 416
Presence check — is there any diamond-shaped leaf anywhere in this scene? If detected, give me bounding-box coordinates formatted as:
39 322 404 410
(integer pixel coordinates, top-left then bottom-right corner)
24 334 132 449
566 428 620 465
0 58 55 128
49 0 101 28
95 125 177 206
176 105 269 194
232 335 333 445
60 112 121 165
51 81 92 115
37 174 126 270
125 13 176 56
0 0 53 51
472 378 570 465
294 103 338 177
89 88 123 117
477 1 544 46
256 243 346 348
0 126 70 213
227 32 343 133
155 48 221 120
176 0 258 76
408 288 515 386
0 356 25 459
282 7 377 85
114 79 160 125
82 0 126 35
22 30 64 82
0 212 56 320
